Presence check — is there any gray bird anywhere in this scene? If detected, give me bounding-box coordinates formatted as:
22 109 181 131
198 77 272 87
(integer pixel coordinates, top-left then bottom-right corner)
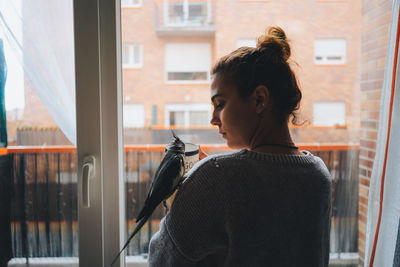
111 132 185 266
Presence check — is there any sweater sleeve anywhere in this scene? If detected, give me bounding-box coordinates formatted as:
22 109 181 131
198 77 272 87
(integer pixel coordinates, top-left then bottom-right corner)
148 218 197 267
162 159 228 261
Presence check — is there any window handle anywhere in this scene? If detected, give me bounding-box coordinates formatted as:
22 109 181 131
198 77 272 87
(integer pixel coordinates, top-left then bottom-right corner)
81 155 96 208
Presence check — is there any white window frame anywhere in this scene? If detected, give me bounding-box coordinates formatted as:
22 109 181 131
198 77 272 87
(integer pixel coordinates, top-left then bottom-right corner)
314 39 347 65
121 0 143 8
313 101 346 126
74 0 126 266
122 43 143 68
165 43 211 83
164 103 211 127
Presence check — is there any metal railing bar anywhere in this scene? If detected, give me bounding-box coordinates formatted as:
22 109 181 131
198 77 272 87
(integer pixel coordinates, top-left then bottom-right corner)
12 154 17 256
4 143 361 154
33 153 40 256
125 150 130 255
45 154 51 256
57 153 62 257
136 151 142 254
19 154 29 262
68 153 73 256
148 152 153 251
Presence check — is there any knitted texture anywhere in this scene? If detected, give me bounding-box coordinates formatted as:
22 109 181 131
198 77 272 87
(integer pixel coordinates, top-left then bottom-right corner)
149 149 332 267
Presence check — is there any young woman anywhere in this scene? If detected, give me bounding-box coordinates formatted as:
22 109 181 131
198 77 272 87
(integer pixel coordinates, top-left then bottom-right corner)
149 27 332 267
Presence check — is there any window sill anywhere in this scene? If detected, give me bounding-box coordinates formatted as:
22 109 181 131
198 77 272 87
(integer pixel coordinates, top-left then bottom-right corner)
8 256 148 267
8 254 358 266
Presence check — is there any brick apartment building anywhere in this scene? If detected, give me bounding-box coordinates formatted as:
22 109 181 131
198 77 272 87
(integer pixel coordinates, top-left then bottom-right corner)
13 0 362 146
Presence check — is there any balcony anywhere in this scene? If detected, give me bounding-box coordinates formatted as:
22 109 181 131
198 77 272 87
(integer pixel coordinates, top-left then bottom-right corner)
3 144 359 265
154 0 216 37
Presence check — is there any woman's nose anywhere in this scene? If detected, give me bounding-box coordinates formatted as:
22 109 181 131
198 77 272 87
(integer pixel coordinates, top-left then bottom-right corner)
210 113 220 126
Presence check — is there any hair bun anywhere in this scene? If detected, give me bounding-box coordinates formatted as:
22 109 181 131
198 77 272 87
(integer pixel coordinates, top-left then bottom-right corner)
256 26 291 62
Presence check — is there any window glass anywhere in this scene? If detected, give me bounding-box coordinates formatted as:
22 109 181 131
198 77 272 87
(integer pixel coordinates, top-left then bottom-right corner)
122 43 142 68
167 2 184 24
314 39 347 64
188 3 207 24
169 111 185 126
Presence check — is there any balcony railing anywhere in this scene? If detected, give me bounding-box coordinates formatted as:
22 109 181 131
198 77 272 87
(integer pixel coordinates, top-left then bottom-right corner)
154 0 216 37
3 144 359 260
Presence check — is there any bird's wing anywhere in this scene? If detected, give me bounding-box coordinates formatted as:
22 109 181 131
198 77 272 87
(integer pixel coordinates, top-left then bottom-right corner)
135 152 184 222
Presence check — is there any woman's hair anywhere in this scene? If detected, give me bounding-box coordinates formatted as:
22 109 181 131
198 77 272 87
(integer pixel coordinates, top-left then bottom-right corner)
211 26 302 125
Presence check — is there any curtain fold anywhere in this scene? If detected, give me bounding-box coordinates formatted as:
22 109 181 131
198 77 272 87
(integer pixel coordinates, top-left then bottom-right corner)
0 0 76 145
365 0 400 266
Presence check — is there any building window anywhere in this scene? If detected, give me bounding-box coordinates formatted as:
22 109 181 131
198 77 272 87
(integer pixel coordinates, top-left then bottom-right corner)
121 0 142 8
313 101 346 126
123 104 145 127
165 104 210 127
122 43 143 68
314 39 346 65
166 1 210 26
165 43 210 82
237 38 257 48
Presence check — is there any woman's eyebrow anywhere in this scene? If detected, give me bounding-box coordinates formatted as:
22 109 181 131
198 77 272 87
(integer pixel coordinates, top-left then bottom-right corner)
211 93 223 102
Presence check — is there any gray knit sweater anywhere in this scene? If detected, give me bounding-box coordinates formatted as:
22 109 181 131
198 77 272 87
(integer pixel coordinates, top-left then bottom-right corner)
149 149 332 267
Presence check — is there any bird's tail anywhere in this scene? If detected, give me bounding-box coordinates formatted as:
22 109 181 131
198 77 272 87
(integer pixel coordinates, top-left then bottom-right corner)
110 214 150 266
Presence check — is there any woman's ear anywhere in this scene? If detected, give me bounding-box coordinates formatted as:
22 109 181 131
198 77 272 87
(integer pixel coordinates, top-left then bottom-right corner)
253 85 269 114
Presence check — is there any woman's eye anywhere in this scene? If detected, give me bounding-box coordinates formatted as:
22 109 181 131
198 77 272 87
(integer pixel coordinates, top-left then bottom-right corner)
215 102 225 109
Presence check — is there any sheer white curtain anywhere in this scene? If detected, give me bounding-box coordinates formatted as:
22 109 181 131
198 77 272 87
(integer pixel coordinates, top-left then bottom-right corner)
365 0 400 266
0 0 76 145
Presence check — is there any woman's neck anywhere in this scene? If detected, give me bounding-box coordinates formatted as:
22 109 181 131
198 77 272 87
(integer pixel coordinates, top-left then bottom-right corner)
247 121 302 155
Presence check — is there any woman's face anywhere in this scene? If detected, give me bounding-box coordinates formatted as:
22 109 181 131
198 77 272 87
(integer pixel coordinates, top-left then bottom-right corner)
210 74 259 149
